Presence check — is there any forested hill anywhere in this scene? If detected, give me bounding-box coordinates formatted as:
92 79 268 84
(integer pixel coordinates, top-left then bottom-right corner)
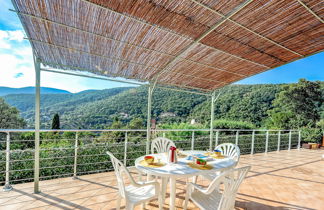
1 84 289 129
0 86 70 96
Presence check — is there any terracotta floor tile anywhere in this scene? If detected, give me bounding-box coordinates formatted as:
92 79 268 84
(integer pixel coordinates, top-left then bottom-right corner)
0 149 323 210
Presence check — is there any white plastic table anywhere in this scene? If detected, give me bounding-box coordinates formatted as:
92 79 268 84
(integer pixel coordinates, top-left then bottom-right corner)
135 150 236 210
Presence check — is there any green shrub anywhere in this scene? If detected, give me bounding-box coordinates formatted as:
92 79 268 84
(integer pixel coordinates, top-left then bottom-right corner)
213 119 255 130
316 120 324 130
158 123 206 141
301 128 322 143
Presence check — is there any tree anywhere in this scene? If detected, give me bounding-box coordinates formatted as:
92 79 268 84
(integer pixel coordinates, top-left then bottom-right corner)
266 79 322 129
0 98 25 129
51 113 60 129
127 118 144 129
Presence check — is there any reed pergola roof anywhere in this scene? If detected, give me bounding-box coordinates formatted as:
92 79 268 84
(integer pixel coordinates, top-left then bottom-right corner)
12 0 324 92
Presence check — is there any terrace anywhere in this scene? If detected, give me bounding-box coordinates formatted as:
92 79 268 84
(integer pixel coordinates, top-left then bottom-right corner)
1 0 324 209
0 148 323 209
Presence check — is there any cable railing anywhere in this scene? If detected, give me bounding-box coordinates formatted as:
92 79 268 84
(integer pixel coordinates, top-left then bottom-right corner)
0 128 301 191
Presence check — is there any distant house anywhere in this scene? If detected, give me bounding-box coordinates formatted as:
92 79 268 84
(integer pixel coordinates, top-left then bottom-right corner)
160 112 176 118
119 112 129 118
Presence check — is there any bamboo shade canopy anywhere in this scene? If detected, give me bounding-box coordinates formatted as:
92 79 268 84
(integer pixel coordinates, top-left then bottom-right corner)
12 0 324 92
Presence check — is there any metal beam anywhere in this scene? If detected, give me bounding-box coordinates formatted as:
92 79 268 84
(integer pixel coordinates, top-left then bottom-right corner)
41 59 223 88
10 1 38 57
40 68 144 86
28 38 234 85
41 60 211 92
26 38 233 86
33 54 41 193
156 86 209 96
28 38 161 70
40 60 141 81
297 0 324 23
152 0 254 83
42 67 209 96
190 0 303 57
12 10 264 75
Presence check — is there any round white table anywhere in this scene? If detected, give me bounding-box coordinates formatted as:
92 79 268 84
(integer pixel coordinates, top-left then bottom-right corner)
135 150 236 210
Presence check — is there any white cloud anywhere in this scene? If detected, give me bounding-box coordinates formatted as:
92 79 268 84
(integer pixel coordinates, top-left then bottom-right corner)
0 30 11 49
0 30 25 50
0 29 134 93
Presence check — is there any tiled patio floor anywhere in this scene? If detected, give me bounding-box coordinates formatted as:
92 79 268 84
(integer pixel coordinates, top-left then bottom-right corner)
0 149 323 210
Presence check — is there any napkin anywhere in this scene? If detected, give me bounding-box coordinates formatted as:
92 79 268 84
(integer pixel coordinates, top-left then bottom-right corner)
186 154 213 161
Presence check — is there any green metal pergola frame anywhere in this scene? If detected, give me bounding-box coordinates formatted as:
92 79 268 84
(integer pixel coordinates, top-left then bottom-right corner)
11 0 323 194
30 57 219 193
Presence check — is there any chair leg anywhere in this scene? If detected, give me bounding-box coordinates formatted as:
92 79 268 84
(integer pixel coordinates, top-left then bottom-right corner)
147 175 153 181
141 202 145 209
161 177 168 201
158 195 163 210
184 187 189 210
126 202 134 210
192 175 198 184
116 194 121 210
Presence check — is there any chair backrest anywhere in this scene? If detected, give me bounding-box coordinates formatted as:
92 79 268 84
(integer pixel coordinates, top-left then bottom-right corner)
151 137 175 153
219 166 251 210
215 143 240 162
205 166 251 210
107 151 135 198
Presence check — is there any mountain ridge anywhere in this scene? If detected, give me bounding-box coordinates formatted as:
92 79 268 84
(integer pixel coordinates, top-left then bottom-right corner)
0 86 71 96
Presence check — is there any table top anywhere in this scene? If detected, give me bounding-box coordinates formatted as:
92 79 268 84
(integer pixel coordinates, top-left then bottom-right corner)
135 150 236 178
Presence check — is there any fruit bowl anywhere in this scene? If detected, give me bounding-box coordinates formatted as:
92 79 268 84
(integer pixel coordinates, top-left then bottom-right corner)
195 158 207 165
144 156 154 164
214 149 222 157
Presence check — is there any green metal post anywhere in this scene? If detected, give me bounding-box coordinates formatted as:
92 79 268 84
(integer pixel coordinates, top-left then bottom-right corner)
209 91 216 150
34 56 41 193
146 84 154 154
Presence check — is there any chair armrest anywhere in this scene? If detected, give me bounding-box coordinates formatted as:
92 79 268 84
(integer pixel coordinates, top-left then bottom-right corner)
132 180 160 190
128 166 147 182
188 182 207 194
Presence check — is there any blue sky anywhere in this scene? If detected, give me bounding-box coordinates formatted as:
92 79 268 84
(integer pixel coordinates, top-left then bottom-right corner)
0 0 323 93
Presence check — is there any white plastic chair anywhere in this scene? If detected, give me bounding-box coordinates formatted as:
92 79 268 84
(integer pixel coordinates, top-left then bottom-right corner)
215 143 240 163
184 166 251 210
199 143 240 181
151 137 176 200
107 151 162 210
151 137 176 154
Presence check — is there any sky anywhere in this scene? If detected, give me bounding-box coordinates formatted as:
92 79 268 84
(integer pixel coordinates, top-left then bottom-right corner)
0 0 323 93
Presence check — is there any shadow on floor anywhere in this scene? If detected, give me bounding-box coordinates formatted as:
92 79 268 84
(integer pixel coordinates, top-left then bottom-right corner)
236 193 315 210
12 188 91 210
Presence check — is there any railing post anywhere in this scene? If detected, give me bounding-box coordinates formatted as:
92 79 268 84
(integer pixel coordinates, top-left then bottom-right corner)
191 131 195 150
235 131 239 145
251 130 255 155
277 131 281 152
288 130 292 150
215 130 219 148
73 132 79 179
3 132 12 191
297 130 301 150
162 132 166 138
265 130 269 153
124 132 128 165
